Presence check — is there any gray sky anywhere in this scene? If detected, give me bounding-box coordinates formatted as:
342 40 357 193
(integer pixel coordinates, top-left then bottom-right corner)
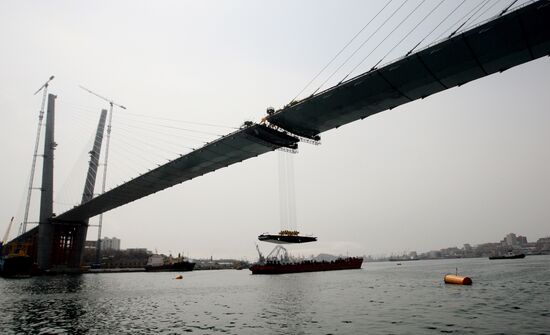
1 1 549 260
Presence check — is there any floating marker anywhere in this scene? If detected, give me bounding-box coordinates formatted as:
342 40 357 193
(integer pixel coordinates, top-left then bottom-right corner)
444 274 472 285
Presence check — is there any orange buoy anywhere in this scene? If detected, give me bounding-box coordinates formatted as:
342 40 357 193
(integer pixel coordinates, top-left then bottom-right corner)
444 274 472 285
175 275 183 280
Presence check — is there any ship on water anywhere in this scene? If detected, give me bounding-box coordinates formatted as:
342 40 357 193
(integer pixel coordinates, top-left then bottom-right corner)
250 243 363 275
250 245 363 275
144 254 195 272
0 217 34 278
489 251 526 260
0 242 34 278
250 150 362 275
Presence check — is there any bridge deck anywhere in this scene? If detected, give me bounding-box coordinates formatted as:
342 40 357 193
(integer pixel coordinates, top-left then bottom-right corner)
267 0 550 138
55 0 550 223
55 124 298 222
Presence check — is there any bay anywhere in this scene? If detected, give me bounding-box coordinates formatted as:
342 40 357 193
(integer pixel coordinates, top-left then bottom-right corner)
1 256 549 334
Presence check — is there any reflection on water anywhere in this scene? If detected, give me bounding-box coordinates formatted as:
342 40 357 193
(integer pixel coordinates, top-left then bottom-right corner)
1 256 549 334
7 276 86 334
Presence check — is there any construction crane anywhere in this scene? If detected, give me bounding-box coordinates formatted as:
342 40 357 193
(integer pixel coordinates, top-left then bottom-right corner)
79 85 126 265
3 217 14 245
22 75 55 234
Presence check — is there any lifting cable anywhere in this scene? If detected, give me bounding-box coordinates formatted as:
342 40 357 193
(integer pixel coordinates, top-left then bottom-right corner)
278 151 297 232
407 0 467 56
313 0 409 95
340 0 426 83
377 0 445 67
290 0 394 102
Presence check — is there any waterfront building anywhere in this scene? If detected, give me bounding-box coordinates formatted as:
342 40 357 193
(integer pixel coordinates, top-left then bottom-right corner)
501 233 528 247
101 237 121 251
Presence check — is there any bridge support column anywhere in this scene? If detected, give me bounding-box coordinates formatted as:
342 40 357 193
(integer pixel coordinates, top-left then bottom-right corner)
46 222 87 272
37 94 56 271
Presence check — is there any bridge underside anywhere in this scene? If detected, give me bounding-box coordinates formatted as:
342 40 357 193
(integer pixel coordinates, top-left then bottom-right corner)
55 124 299 223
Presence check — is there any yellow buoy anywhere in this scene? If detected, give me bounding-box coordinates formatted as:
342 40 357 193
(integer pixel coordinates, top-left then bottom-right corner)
175 275 183 280
444 274 472 285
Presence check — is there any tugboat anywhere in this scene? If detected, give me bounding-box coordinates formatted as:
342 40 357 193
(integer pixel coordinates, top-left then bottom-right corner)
144 253 195 272
489 251 526 260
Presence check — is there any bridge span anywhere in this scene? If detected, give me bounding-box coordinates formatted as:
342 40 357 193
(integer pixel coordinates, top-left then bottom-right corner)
4 0 550 273
57 0 550 224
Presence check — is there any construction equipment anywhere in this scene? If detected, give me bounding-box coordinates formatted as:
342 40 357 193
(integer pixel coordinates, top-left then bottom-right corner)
79 85 126 266
3 217 14 244
22 75 55 234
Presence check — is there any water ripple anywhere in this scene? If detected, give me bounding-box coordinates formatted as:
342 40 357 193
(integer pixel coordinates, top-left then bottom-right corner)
0 256 549 334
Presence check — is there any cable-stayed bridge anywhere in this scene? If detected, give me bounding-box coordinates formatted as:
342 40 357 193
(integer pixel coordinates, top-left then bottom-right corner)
3 0 550 273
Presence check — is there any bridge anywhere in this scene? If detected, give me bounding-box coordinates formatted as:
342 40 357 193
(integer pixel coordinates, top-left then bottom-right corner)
3 0 550 273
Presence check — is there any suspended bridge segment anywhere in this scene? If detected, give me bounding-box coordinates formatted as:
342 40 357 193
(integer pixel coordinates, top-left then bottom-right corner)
56 0 550 224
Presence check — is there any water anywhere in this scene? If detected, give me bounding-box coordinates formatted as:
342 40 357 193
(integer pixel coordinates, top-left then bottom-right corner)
1 256 549 334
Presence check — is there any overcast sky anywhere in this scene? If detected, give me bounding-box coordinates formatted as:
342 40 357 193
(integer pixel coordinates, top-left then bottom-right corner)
1 1 549 260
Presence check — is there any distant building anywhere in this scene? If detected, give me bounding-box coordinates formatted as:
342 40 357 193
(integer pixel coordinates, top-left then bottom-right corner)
101 236 121 251
126 248 149 254
501 233 528 247
504 233 517 246
535 237 550 253
84 240 97 250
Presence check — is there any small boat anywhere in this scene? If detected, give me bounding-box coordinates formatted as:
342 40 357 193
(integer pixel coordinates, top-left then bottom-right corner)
489 252 526 260
144 254 195 272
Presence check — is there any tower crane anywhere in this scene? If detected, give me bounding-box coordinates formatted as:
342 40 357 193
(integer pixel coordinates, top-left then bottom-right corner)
22 75 55 234
79 85 126 265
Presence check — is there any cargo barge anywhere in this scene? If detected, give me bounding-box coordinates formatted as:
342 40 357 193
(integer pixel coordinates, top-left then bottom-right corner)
250 245 362 275
250 256 363 275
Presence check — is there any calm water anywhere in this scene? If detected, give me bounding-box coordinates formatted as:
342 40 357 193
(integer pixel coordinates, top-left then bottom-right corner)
1 256 549 334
